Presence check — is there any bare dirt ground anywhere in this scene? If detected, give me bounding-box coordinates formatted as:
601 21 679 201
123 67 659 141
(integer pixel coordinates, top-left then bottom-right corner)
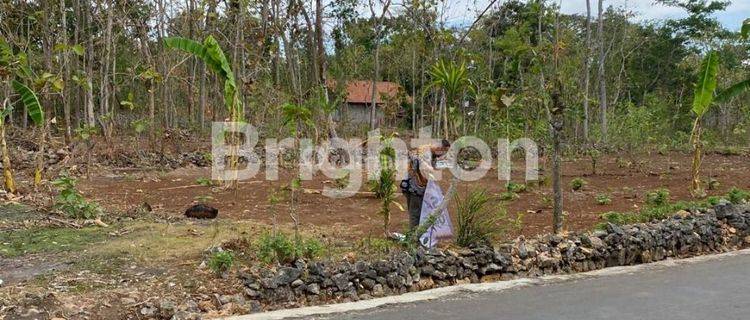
2 150 750 319
78 152 750 238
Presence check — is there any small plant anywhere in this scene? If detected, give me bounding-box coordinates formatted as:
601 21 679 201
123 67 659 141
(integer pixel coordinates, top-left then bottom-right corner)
51 174 102 219
196 177 213 187
645 189 670 206
596 194 612 205
369 136 402 234
570 178 587 191
208 251 234 276
505 182 527 193
333 169 351 189
299 238 325 260
499 191 519 201
257 232 296 264
357 236 395 256
727 188 750 204
454 189 508 247
707 196 722 206
256 232 324 264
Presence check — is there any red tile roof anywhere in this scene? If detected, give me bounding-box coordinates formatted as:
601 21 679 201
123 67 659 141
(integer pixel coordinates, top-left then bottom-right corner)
330 80 403 105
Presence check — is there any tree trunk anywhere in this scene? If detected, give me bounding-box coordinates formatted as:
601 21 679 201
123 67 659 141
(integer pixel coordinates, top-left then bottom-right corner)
583 0 592 142
59 0 72 140
597 0 608 141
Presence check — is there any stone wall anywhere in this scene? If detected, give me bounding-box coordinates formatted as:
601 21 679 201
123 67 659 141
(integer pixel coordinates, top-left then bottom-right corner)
239 202 750 312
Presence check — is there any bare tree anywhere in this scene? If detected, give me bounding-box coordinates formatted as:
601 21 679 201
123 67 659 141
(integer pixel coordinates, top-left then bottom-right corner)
368 0 392 129
597 0 607 141
583 0 592 142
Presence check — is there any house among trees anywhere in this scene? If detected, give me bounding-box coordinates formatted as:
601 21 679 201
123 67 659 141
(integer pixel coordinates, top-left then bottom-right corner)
329 80 408 127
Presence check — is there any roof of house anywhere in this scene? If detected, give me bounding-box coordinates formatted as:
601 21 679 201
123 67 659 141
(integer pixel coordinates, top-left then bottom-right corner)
329 80 404 105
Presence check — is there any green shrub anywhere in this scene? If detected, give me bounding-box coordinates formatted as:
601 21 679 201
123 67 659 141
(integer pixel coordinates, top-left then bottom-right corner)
454 189 508 247
196 177 213 187
299 238 325 260
570 178 587 191
51 174 102 219
595 194 612 205
499 191 519 201
727 188 750 204
256 232 325 264
645 189 670 206
208 251 234 275
506 182 527 193
257 232 297 264
707 196 722 206
357 236 395 256
601 211 633 225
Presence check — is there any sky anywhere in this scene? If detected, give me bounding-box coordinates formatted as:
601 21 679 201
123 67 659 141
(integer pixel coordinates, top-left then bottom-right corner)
427 0 748 31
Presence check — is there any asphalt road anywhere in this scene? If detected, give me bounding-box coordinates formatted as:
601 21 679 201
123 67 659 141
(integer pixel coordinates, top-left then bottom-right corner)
313 252 750 320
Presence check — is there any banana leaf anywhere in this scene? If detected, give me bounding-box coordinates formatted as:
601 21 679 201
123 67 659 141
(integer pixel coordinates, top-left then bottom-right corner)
11 80 44 126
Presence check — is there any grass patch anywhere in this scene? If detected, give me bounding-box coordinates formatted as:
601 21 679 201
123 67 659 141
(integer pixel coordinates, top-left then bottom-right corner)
0 225 110 258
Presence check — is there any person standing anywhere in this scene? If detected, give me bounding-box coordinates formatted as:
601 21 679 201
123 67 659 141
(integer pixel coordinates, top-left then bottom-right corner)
400 140 450 229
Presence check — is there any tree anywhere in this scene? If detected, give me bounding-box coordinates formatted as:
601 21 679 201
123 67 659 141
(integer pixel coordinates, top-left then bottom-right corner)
582 0 592 141
597 0 607 141
427 60 473 139
11 80 46 187
689 50 719 197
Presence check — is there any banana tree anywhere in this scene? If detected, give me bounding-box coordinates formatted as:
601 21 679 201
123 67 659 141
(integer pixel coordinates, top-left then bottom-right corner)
164 36 242 121
165 36 243 188
0 100 14 194
11 80 46 187
690 50 719 197
0 39 15 193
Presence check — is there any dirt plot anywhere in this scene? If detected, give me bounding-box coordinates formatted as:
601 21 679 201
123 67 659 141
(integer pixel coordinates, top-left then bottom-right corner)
78 152 750 239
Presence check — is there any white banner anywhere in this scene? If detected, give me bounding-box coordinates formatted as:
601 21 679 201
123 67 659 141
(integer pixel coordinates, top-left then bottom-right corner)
419 181 454 248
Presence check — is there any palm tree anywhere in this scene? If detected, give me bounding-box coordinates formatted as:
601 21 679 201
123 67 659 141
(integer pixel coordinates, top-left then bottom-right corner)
427 60 473 138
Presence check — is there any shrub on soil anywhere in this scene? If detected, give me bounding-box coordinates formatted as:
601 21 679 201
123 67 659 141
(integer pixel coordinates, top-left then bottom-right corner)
208 251 234 275
570 178 587 191
256 232 324 264
51 174 102 219
454 189 509 247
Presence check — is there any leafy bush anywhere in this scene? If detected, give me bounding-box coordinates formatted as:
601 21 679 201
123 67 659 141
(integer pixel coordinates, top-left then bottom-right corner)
505 182 527 193
357 236 395 256
257 232 296 264
196 177 213 187
600 200 711 226
645 189 670 206
51 174 102 219
727 188 750 204
208 251 234 275
570 178 587 191
256 232 324 264
707 196 722 206
596 194 612 205
454 189 508 247
499 191 519 201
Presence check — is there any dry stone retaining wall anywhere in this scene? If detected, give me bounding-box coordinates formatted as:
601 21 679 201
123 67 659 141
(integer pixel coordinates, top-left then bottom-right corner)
238 202 750 312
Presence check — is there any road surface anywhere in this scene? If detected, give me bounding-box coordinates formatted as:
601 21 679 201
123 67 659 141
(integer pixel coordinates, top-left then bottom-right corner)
314 251 750 320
